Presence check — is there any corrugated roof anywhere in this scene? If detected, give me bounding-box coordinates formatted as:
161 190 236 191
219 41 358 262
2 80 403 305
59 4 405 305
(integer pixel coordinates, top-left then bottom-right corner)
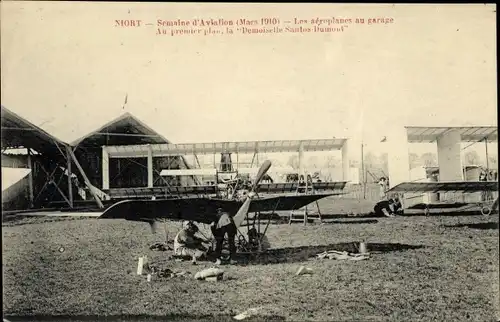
1 105 68 151
406 126 498 143
70 112 171 147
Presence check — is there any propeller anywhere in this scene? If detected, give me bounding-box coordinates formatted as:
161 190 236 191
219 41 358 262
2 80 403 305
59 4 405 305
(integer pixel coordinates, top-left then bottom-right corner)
232 160 272 228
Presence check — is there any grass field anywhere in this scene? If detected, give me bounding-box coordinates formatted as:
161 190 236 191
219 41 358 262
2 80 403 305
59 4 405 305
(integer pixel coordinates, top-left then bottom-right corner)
3 197 499 321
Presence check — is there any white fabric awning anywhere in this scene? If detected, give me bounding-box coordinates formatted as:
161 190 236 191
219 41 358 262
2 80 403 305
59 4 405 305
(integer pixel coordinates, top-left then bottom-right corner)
406 126 497 143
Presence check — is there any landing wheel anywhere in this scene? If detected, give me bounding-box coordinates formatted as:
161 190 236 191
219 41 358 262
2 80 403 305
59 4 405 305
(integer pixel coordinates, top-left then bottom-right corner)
481 206 492 217
424 206 430 216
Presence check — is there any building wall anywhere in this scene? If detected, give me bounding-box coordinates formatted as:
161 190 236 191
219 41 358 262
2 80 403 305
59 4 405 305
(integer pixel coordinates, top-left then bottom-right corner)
153 156 185 186
74 147 103 188
105 155 189 188
109 157 148 188
75 146 195 189
2 154 29 168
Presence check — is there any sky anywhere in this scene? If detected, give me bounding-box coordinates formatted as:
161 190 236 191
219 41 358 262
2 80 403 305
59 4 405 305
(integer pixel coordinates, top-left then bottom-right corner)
1 2 497 162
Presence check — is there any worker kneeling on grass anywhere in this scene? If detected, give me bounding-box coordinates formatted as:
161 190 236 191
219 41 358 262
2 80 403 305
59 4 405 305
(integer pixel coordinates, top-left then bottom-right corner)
174 221 209 265
374 196 403 217
211 208 238 266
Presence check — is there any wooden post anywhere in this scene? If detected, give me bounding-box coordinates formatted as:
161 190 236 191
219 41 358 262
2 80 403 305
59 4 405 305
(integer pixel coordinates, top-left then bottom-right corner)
485 138 489 176
67 146 104 209
27 148 34 208
361 142 366 199
147 145 153 188
102 148 110 190
298 141 304 177
66 146 74 208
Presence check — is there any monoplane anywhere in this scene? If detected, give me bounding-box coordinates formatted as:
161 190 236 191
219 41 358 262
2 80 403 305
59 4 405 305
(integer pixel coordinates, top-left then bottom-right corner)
387 181 499 216
99 160 344 255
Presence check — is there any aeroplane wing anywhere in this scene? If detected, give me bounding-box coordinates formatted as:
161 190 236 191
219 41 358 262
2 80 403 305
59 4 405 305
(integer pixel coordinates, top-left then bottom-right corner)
387 181 498 193
249 193 340 212
257 181 347 193
99 198 240 224
106 181 347 200
406 202 470 210
98 193 337 224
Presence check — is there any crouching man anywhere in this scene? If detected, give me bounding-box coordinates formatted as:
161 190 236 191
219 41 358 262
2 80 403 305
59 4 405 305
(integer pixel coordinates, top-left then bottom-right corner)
211 208 238 265
174 221 209 265
374 196 403 217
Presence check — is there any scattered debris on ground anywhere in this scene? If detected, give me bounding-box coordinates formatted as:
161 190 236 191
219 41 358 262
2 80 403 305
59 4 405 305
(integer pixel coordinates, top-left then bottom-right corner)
316 250 370 261
149 242 172 251
295 266 313 276
233 307 264 320
194 267 224 281
146 264 191 279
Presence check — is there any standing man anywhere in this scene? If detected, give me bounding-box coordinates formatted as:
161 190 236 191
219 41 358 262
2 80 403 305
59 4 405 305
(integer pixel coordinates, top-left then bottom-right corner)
210 208 238 265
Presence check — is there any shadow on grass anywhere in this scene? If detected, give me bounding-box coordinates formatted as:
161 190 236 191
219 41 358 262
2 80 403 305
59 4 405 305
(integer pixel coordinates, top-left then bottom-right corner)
260 210 498 222
260 212 384 221
442 222 499 230
2 215 90 227
235 242 425 265
4 314 285 321
321 219 379 224
399 210 499 217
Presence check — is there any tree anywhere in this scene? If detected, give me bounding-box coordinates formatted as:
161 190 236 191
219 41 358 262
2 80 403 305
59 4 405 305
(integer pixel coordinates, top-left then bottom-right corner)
287 155 299 169
270 158 283 167
487 155 498 169
409 153 422 169
420 153 437 167
308 156 319 168
324 155 341 168
379 153 389 174
464 151 481 166
363 152 379 170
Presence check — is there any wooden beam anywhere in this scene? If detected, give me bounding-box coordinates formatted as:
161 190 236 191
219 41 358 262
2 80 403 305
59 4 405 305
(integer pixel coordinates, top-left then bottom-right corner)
66 146 74 208
67 146 104 209
298 141 304 177
27 148 34 208
147 145 153 188
52 177 72 208
102 148 110 190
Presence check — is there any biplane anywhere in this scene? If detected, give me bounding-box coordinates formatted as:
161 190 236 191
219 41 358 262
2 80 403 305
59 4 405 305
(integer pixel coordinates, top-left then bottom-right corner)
99 160 345 256
387 181 499 216
384 126 499 216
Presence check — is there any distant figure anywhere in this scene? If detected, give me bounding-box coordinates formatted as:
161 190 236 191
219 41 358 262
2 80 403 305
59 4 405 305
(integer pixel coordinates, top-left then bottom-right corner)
261 174 274 183
480 171 487 201
173 221 209 265
374 197 402 217
480 170 494 201
378 177 389 200
480 171 487 181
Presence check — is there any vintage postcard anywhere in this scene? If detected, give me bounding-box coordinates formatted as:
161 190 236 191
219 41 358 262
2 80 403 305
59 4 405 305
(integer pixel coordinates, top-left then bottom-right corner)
1 2 498 321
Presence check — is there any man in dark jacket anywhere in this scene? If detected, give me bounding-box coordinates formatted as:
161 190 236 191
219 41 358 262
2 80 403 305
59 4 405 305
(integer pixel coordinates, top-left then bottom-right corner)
374 197 403 217
210 208 238 265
